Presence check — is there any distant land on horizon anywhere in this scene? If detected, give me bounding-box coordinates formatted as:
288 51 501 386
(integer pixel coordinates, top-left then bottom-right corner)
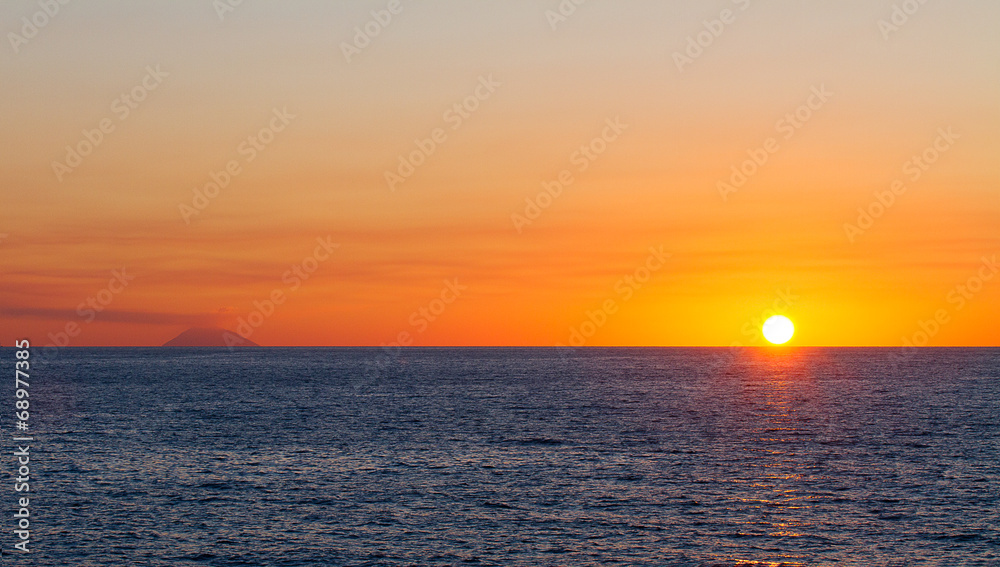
162 327 260 347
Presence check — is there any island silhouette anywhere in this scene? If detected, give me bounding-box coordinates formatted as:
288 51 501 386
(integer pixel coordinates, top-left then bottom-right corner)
162 327 259 347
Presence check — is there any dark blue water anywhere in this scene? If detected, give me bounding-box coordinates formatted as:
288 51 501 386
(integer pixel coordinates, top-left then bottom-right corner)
5 347 1000 566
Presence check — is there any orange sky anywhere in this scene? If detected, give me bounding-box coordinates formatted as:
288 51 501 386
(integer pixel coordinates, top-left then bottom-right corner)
1 0 998 347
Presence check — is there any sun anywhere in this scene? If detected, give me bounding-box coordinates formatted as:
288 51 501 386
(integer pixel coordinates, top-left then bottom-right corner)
762 315 795 345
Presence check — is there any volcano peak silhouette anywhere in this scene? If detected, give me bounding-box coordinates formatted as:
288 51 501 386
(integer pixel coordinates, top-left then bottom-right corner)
162 327 259 347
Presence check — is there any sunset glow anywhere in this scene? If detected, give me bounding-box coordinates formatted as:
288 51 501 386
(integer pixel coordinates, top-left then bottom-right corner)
1 1 997 348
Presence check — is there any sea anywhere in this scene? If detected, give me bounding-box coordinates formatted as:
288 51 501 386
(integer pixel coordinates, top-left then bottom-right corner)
4 347 999 566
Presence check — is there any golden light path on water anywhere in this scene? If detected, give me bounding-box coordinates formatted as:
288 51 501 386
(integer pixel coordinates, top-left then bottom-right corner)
711 348 825 566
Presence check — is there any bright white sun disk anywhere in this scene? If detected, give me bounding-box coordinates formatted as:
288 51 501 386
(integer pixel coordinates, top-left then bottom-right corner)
762 315 795 345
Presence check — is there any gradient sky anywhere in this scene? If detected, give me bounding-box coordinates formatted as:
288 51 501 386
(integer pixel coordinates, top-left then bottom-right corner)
2 0 998 347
